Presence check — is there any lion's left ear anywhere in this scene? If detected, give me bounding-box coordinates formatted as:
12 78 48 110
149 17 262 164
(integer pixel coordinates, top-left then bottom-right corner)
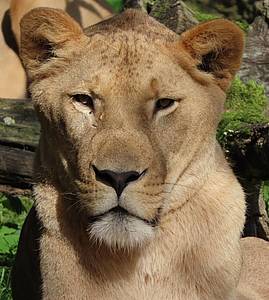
179 19 245 91
20 7 84 80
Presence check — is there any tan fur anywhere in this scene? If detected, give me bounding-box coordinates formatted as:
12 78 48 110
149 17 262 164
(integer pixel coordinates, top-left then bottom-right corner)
0 0 26 98
0 0 112 98
179 19 244 91
14 8 269 299
10 0 112 46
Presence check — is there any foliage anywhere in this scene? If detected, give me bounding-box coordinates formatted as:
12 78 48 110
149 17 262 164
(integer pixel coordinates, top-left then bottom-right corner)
149 0 170 19
0 193 32 299
187 3 249 31
263 182 269 213
106 0 123 12
104 0 250 31
0 267 11 300
190 7 219 22
185 0 258 24
235 20 250 32
217 77 269 145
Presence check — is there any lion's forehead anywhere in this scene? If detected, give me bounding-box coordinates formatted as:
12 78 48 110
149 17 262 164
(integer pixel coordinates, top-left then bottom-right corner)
60 32 186 96
83 31 172 68
84 9 177 44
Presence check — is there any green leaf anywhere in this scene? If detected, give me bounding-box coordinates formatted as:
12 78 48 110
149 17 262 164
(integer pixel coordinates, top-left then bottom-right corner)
0 227 16 236
105 0 123 12
0 226 20 254
217 77 269 145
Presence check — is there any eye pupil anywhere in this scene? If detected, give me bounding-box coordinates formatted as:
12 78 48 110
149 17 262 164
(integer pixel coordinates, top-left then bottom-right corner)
156 98 174 110
72 94 94 110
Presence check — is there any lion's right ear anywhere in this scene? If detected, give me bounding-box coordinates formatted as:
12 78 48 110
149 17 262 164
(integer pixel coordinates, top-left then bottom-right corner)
178 19 244 91
20 8 84 80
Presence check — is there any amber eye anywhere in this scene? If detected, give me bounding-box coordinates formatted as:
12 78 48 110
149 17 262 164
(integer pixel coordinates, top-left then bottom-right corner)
72 94 94 110
155 98 175 111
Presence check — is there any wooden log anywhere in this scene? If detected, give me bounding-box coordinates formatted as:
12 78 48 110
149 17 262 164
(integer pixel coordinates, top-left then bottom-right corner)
0 98 39 146
0 141 35 187
240 179 269 240
0 98 39 187
223 124 269 180
222 123 269 240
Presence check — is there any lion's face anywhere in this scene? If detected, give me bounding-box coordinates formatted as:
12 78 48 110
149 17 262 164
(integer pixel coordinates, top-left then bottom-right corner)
21 9 244 249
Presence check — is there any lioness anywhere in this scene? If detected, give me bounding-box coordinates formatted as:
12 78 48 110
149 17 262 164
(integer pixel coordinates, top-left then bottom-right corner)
12 7 269 300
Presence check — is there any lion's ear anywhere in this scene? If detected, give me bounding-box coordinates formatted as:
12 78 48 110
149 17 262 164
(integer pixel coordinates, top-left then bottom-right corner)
179 19 244 91
20 8 83 80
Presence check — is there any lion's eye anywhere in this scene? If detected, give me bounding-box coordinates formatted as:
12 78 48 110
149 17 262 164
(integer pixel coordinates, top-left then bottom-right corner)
72 94 94 110
155 98 175 111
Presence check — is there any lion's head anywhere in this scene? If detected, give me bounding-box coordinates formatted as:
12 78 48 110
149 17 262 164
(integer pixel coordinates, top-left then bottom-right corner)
20 8 244 249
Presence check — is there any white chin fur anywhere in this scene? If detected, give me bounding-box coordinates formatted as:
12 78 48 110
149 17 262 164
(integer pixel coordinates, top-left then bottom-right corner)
87 212 154 249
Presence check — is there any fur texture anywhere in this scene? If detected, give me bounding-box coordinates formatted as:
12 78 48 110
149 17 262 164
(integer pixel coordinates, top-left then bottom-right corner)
0 0 112 98
12 8 269 300
0 0 26 98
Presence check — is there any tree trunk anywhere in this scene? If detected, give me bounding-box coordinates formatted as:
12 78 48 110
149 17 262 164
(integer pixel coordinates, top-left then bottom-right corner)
240 179 269 240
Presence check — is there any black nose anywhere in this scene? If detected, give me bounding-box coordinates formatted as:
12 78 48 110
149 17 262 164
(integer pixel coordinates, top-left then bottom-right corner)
92 165 144 197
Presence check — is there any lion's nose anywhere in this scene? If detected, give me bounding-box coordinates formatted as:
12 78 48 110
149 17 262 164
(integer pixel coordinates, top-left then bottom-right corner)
92 165 145 197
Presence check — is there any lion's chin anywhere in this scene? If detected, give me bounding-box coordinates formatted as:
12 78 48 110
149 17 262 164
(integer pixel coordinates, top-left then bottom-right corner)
87 211 155 249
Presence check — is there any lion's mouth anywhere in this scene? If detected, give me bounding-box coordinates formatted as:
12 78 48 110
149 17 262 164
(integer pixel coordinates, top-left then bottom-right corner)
89 206 158 227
